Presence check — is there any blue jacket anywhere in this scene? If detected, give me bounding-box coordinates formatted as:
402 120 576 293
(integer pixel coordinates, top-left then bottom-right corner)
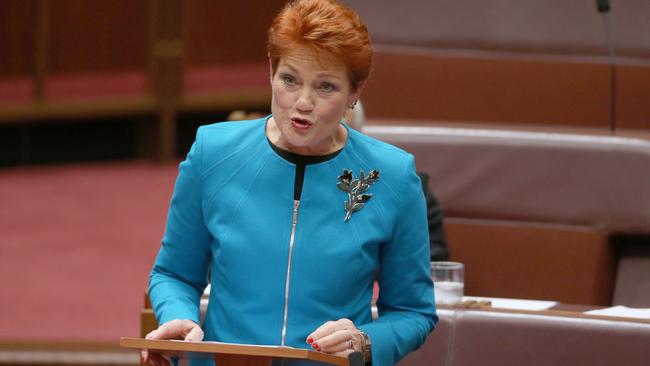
150 118 437 366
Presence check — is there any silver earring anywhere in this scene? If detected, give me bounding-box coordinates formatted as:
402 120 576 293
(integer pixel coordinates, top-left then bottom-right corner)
349 99 358 109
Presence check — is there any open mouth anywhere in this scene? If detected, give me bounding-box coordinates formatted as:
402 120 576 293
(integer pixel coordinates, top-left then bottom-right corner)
291 117 312 130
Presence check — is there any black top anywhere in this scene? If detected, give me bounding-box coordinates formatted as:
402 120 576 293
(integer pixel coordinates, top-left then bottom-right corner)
268 139 342 200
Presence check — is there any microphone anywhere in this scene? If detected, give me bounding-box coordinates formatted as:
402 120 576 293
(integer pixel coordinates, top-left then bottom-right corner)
596 0 616 132
597 0 610 12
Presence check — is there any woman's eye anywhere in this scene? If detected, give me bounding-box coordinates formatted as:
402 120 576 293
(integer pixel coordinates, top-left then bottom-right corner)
319 82 336 93
281 74 297 85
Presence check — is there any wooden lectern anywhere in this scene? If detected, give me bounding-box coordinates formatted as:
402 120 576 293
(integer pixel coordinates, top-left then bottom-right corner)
120 337 362 366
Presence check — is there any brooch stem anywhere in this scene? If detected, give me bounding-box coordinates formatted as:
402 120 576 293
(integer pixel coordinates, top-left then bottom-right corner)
344 191 355 222
337 169 380 222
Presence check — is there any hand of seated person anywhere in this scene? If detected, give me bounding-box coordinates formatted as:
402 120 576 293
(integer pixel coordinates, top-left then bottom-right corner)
141 319 204 366
306 318 365 358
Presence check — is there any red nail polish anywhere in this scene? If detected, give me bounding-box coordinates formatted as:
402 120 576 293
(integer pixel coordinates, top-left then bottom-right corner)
312 342 319 349
307 337 313 344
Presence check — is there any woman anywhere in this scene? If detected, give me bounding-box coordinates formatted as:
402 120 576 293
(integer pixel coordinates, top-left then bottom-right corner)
143 1 437 365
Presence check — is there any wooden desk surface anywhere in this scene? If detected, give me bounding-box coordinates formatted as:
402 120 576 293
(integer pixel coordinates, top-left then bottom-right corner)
120 337 349 366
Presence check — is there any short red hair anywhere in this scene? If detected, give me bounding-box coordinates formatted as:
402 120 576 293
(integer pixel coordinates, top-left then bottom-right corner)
268 0 373 91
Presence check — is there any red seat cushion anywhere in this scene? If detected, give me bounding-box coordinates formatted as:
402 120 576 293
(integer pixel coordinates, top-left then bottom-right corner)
0 76 33 104
45 70 148 101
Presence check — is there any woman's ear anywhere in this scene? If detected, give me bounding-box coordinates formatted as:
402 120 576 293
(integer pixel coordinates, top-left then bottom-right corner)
355 80 367 96
268 58 274 84
348 80 367 106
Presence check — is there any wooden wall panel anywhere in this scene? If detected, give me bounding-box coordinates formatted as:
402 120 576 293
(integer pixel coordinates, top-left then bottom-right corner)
0 0 35 76
445 219 616 306
47 0 148 74
363 51 613 128
185 0 286 66
618 64 650 129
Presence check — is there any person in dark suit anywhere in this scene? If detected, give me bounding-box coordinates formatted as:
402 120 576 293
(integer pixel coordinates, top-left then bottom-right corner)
417 172 449 261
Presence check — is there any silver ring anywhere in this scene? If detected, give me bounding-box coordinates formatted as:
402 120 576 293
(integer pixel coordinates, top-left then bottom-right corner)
348 339 354 350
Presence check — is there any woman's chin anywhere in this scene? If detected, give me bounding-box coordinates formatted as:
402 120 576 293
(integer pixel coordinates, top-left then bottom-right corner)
282 135 326 155
285 128 314 144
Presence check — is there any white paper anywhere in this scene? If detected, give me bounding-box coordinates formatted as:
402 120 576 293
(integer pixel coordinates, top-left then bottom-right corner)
584 305 650 319
462 296 557 311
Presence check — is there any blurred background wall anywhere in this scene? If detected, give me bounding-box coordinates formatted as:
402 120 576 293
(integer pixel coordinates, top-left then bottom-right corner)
1 0 648 166
0 1 649 364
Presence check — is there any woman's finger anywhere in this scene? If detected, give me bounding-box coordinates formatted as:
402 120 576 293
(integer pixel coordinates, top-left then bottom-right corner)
152 321 185 340
184 324 204 342
332 349 355 358
142 351 168 366
313 329 357 353
141 320 203 365
307 318 354 343
316 328 352 348
147 319 203 341
307 320 338 342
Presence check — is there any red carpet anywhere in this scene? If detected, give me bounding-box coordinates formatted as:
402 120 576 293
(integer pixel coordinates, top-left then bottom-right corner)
0 161 179 343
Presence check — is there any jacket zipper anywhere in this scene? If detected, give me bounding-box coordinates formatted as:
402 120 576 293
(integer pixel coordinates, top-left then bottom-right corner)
280 199 300 346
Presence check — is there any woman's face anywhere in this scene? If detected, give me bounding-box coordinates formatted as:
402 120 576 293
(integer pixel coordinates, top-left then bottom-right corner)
268 47 358 155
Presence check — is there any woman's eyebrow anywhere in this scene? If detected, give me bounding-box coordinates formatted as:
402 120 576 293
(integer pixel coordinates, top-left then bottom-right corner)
315 72 342 80
279 63 298 73
279 62 343 82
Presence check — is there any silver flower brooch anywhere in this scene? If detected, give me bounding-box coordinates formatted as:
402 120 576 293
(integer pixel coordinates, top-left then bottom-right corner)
337 169 380 221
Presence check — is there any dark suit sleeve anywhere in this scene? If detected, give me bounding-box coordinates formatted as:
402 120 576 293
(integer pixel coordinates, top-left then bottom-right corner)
417 172 449 261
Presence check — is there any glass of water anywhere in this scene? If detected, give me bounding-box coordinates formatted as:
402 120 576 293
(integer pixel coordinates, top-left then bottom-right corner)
431 261 464 305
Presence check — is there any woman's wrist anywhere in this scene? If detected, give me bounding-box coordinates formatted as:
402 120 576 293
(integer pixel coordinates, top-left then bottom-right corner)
359 331 371 364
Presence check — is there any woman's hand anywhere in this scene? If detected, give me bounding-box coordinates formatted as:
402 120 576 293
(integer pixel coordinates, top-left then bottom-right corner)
141 319 204 366
306 318 364 358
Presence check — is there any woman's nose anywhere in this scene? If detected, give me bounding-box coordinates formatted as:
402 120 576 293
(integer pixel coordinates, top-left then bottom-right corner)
295 90 315 111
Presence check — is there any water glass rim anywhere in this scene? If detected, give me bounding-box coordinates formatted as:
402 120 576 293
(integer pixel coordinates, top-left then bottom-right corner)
430 261 464 269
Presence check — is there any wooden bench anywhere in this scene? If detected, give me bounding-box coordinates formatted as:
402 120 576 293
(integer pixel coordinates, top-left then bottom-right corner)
401 306 650 366
366 122 650 306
